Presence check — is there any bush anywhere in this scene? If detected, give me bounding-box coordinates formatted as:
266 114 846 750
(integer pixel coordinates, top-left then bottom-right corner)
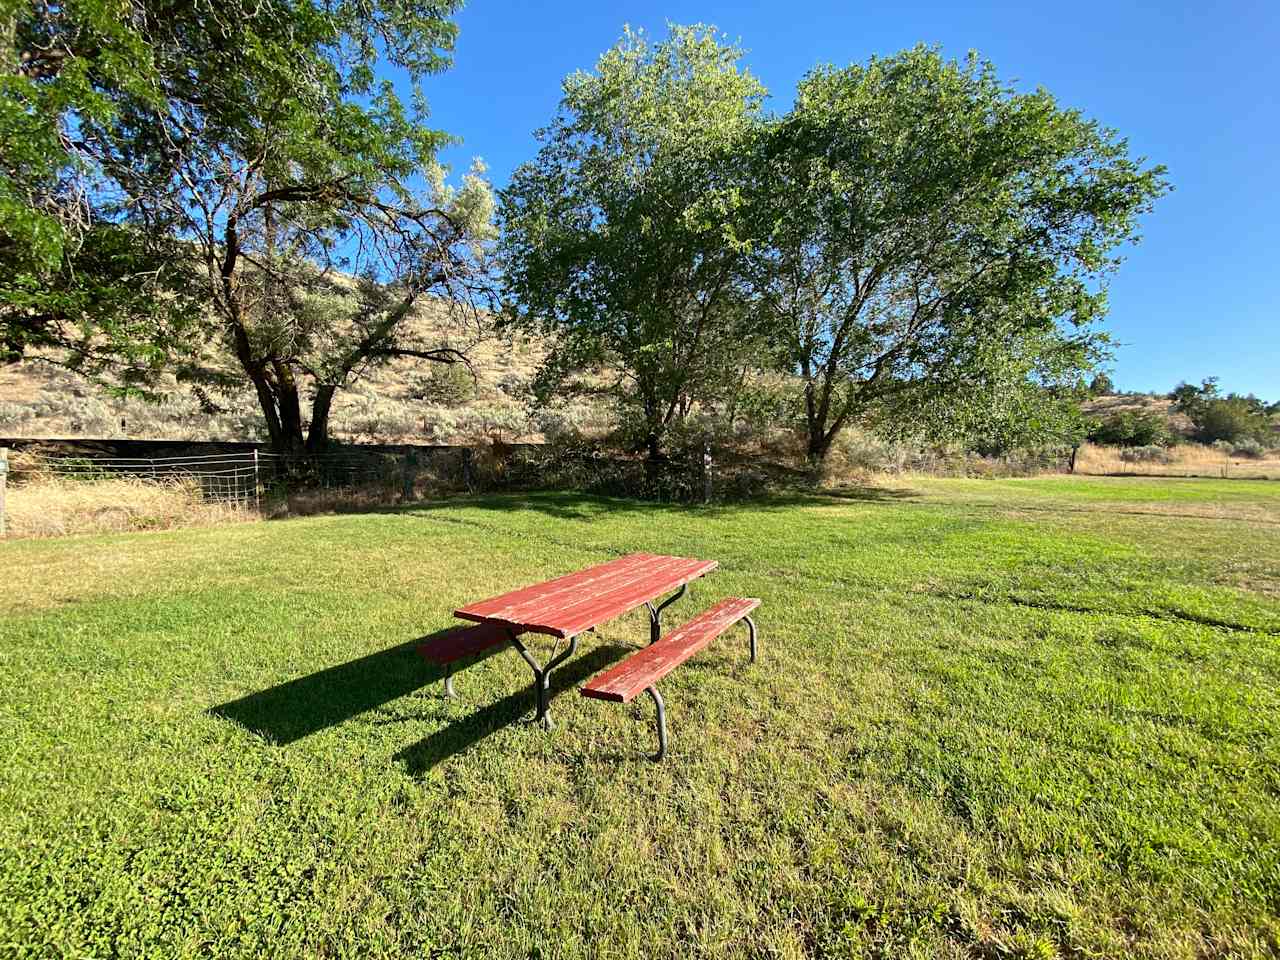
1229 438 1266 459
1088 411 1172 447
409 363 476 406
1192 399 1268 444
1119 444 1173 464
496 430 760 503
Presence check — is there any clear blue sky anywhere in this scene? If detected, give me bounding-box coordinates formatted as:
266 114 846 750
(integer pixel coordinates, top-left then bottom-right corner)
420 0 1278 398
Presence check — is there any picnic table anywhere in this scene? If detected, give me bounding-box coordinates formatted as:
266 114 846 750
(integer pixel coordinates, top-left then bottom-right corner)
419 552 760 759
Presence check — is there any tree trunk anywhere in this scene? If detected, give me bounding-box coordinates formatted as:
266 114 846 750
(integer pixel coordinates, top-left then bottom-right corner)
305 385 338 455
806 429 831 465
1 333 22 364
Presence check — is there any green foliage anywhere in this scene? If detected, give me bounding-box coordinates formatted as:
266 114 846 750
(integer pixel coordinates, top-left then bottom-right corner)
752 46 1167 459
1228 438 1266 459
1171 378 1274 444
3 0 496 452
1088 372 1115 396
1 6 202 368
499 25 767 459
410 361 477 406
1088 410 1173 447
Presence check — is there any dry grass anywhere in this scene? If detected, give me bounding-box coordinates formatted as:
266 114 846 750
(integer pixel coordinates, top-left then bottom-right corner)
1081 392 1193 432
0 302 560 445
4 476 255 539
1075 441 1280 479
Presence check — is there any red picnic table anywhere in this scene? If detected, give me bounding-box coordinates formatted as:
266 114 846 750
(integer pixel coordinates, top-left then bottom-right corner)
419 552 760 759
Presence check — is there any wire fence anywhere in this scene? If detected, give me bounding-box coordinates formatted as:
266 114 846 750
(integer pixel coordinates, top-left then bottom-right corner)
8 448 436 509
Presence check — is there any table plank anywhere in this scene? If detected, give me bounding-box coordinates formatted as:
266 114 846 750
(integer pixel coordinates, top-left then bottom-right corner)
455 553 654 624
455 553 717 638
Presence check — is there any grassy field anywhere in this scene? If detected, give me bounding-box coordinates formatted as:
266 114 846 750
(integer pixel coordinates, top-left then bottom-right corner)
1 476 1278 958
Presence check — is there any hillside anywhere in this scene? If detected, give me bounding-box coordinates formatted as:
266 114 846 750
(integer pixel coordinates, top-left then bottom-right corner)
0 309 608 446
1081 392 1194 436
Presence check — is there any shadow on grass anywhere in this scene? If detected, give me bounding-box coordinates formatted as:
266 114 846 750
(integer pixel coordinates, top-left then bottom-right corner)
258 479 921 527
394 643 631 775
375 485 920 523
209 628 504 745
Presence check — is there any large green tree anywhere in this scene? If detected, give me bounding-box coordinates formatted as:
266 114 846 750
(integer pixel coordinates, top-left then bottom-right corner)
3 0 494 453
498 25 765 460
1 0 201 368
751 47 1168 461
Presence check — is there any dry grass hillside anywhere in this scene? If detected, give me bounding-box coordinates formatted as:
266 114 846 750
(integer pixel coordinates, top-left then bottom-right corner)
1081 392 1194 433
0 307 609 445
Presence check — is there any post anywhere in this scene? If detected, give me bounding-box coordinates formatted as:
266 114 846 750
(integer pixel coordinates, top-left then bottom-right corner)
0 447 8 538
253 449 261 511
461 447 474 491
702 441 712 504
402 449 418 502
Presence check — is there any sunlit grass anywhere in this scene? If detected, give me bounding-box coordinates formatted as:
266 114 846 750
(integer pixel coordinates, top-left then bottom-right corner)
1 477 1278 958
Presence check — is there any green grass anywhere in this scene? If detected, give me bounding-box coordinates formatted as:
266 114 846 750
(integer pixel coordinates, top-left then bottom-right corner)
2 477 1278 959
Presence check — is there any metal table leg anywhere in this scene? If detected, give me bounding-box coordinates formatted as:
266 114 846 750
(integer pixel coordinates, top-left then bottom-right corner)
508 630 579 729
644 582 688 645
645 686 668 761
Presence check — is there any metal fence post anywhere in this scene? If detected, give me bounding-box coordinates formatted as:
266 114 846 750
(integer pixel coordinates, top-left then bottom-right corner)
0 447 8 537
402 449 418 501
253 449 261 511
702 441 712 504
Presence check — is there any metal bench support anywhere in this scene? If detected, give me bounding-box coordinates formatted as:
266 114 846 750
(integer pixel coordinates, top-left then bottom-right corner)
645 686 667 761
509 630 579 729
744 615 757 663
443 663 457 699
645 582 688 645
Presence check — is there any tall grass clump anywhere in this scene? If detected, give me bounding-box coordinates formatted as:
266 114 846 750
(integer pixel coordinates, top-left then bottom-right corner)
4 475 254 538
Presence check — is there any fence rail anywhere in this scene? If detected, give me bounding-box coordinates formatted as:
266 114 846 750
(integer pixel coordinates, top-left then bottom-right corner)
7 448 438 510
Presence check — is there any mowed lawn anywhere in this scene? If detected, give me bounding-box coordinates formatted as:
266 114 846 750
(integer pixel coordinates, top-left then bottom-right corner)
1 477 1278 959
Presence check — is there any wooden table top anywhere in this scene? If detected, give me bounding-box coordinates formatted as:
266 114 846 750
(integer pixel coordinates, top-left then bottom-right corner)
454 552 717 639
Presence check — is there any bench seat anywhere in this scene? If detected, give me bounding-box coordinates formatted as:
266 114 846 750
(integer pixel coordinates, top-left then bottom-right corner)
581 597 760 759
416 621 520 665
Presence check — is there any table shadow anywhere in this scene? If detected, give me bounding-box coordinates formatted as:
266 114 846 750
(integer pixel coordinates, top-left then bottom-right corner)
394 643 630 775
208 628 505 745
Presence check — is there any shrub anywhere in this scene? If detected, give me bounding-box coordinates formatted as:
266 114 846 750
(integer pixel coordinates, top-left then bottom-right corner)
1192 398 1268 444
0 402 35 428
1229 438 1266 459
1088 411 1172 447
1119 444 1173 464
409 363 476 406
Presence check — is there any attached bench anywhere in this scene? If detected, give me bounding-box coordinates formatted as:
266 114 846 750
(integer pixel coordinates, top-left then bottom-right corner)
417 622 524 698
581 597 760 760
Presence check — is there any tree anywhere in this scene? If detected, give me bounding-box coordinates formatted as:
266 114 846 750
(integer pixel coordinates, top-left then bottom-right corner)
1088 409 1172 446
1089 372 1115 396
1171 379 1272 444
4 0 494 453
1169 378 1218 415
2 1 202 368
498 25 765 461
749 47 1168 461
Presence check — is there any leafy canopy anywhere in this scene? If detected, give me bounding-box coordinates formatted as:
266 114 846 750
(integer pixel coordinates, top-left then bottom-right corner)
4 0 497 453
499 24 766 457
751 46 1168 458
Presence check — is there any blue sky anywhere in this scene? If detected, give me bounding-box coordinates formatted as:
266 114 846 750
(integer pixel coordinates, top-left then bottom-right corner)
421 0 1277 398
